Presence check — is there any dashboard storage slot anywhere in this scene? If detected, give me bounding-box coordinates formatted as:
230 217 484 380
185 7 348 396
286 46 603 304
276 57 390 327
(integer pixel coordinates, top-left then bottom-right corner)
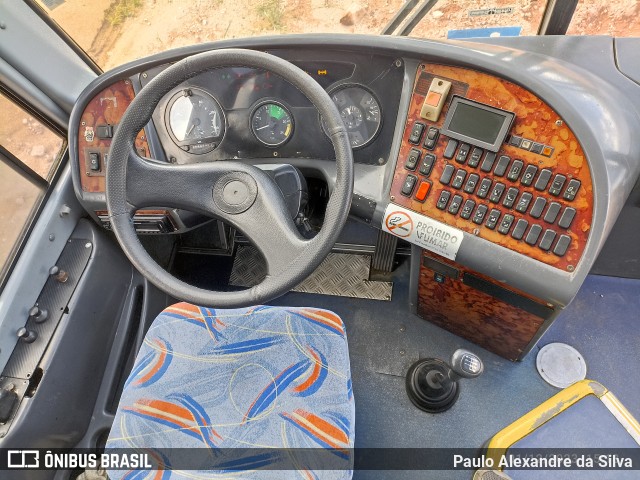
96 210 177 234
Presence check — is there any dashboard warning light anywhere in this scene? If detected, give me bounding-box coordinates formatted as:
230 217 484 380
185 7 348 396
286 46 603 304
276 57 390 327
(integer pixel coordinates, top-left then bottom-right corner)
317 69 327 75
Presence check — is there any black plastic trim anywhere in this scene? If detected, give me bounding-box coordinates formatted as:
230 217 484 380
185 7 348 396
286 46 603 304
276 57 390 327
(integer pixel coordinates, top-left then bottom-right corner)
462 273 554 320
351 193 377 223
422 255 459 280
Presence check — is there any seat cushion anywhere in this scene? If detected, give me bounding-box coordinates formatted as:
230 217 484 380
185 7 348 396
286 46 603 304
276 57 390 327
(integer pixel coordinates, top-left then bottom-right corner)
107 303 354 479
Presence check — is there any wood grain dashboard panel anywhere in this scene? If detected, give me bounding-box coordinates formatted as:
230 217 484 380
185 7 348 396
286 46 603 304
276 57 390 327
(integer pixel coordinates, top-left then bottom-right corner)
77 79 150 193
417 250 553 361
390 64 593 272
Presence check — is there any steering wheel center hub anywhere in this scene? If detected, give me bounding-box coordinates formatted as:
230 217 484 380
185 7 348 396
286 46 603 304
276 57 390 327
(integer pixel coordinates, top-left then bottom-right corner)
213 172 258 214
223 180 250 205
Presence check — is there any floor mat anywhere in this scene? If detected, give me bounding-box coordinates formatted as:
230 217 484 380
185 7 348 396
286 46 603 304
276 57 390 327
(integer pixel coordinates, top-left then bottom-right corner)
540 275 640 413
269 263 640 480
230 245 393 301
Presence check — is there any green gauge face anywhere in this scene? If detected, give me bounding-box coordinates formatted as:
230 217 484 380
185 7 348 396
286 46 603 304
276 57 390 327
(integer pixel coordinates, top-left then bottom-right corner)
251 102 294 147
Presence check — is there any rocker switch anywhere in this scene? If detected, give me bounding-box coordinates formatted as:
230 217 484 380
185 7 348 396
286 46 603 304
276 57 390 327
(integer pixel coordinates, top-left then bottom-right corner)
96 124 114 139
89 152 100 171
420 77 452 121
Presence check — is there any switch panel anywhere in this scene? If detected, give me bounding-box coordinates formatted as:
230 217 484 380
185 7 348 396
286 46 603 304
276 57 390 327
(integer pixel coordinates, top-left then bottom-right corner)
78 79 151 193
389 63 593 272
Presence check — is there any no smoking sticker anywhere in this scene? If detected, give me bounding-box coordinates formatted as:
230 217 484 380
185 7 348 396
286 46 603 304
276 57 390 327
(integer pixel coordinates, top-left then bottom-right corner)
382 204 464 260
385 210 414 237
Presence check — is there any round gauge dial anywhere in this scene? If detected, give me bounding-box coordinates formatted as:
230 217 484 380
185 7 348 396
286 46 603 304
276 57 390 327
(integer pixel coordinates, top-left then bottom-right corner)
166 88 225 154
251 101 294 147
323 85 382 149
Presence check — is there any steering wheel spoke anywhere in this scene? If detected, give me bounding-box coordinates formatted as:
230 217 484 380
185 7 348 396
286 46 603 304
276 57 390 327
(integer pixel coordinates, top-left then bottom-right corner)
229 188 309 278
126 151 223 214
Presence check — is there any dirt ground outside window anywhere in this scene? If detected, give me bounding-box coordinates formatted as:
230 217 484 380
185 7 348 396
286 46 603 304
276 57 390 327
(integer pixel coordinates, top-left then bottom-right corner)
40 0 639 72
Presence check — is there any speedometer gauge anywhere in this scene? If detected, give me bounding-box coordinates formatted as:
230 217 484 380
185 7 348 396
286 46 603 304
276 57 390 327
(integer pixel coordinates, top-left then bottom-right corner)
251 101 294 147
166 88 225 154
322 84 382 149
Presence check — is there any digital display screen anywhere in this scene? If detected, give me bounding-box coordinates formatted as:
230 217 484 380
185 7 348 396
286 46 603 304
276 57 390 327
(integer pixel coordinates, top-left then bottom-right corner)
441 97 514 151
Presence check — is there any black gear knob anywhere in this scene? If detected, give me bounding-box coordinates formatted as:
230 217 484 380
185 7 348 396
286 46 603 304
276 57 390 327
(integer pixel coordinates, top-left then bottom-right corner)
406 349 484 413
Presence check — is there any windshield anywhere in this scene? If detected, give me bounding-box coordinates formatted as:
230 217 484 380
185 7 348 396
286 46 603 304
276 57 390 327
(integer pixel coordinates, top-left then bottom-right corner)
35 0 639 71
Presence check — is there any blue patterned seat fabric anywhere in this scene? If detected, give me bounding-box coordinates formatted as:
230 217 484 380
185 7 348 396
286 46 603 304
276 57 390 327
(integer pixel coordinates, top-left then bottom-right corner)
107 303 354 479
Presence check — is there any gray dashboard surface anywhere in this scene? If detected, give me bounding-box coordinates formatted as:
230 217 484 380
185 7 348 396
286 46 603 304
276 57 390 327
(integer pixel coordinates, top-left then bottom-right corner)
68 34 640 310
615 37 640 86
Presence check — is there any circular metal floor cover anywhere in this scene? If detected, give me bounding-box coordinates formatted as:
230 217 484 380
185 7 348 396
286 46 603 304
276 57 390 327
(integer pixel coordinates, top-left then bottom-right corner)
536 343 587 388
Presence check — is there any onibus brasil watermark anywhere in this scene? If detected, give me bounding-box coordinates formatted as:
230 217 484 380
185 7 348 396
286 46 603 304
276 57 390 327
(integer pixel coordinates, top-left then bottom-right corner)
7 450 151 470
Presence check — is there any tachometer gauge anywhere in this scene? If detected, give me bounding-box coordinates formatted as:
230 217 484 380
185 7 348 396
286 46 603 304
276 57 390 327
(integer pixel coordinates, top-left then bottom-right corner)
322 84 382 149
166 88 225 154
251 101 294 147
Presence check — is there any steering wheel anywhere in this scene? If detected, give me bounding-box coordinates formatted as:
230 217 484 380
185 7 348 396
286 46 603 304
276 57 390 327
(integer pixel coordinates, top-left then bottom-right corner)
106 49 354 308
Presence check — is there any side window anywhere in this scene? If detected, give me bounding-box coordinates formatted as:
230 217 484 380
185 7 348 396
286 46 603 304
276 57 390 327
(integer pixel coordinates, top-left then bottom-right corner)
0 90 66 282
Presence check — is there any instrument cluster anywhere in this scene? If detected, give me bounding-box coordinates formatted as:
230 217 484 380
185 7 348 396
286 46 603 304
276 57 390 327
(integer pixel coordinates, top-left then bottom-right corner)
140 54 403 165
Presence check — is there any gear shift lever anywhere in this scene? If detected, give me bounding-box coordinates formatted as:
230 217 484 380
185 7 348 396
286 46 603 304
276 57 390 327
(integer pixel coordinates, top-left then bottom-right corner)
405 349 484 413
450 349 484 379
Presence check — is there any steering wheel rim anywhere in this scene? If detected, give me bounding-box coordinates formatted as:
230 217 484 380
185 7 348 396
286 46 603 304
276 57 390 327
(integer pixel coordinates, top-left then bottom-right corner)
106 49 354 308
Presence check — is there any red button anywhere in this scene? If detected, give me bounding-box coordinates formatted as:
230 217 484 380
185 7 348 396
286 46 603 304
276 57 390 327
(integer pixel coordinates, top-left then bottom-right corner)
415 181 432 202
425 91 442 107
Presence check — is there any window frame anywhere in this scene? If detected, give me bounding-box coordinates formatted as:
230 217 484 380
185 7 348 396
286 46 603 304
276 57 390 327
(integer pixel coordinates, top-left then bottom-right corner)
24 0 102 76
0 85 68 291
538 0 579 35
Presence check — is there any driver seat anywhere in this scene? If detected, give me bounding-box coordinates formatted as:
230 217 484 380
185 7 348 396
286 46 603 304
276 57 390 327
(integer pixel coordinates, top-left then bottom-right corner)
106 303 354 479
